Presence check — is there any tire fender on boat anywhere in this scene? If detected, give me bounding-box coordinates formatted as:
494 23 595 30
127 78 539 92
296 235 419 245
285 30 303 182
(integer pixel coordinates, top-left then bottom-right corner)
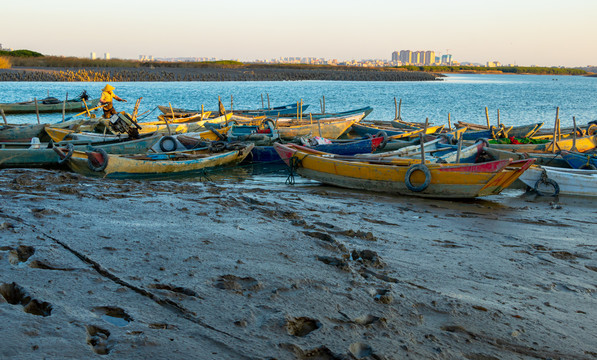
87 148 109 172
374 131 388 150
54 143 74 164
534 177 560 196
159 135 178 152
405 164 431 192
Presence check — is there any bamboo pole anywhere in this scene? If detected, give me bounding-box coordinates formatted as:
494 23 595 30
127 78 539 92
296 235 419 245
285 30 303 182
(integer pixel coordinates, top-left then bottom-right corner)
394 97 398 120
34 97 40 124
398 98 402 120
300 99 303 120
571 116 578 152
552 107 559 153
230 95 233 113
267 93 270 109
456 136 463 163
261 94 264 109
447 113 452 131
62 92 68 122
423 117 429 135
485 107 490 128
419 134 426 163
201 104 204 120
165 103 174 135
0 109 7 125
132 97 142 122
82 98 90 118
497 109 501 127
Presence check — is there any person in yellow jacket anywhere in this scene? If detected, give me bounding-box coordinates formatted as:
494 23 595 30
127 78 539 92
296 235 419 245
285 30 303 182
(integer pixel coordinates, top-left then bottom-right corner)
99 84 126 118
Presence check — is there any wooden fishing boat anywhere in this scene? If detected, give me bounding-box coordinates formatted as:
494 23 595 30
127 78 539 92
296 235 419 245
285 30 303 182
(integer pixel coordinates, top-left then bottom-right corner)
138 113 233 135
559 150 597 170
0 134 163 168
274 143 535 198
44 113 234 142
0 96 100 114
467 133 597 153
274 106 373 122
61 143 254 179
518 165 597 196
351 123 444 138
248 137 385 163
275 113 365 140
481 148 570 168
0 118 98 142
158 102 307 118
459 123 543 140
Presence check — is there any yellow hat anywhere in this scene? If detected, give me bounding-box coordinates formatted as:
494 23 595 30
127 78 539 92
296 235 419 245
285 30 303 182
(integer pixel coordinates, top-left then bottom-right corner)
102 84 115 92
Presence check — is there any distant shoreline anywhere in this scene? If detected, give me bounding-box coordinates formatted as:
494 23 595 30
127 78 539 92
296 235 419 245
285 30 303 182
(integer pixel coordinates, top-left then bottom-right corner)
0 66 441 82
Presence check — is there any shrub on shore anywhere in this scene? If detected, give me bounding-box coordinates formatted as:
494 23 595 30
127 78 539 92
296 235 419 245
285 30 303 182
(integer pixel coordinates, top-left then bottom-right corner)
0 56 11 69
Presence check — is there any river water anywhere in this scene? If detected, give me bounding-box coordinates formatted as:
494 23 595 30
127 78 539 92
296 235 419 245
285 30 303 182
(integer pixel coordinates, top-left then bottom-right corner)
2 74 596 128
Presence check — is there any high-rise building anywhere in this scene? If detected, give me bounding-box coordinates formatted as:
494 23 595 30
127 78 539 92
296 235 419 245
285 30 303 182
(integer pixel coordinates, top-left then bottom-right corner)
104 53 110 60
412 51 425 65
399 50 412 65
441 54 452 65
391 51 399 62
90 52 96 60
424 51 435 65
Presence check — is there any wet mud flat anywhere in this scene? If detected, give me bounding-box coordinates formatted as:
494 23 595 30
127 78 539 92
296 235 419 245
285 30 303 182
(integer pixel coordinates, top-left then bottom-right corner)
0 168 595 359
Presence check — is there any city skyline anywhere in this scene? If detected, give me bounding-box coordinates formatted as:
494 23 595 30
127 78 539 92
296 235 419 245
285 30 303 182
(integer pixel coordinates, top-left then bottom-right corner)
1 0 596 67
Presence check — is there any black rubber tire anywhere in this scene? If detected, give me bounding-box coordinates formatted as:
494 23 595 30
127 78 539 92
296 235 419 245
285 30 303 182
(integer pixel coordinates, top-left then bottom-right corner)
587 124 597 136
374 131 388 150
87 148 109 172
55 143 74 164
209 141 226 153
404 164 431 192
580 163 597 170
475 138 490 147
159 136 177 152
534 178 560 196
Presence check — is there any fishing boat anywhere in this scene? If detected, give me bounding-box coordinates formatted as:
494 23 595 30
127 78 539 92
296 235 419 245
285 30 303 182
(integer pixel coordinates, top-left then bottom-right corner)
351 123 444 138
559 150 597 170
0 92 100 114
158 102 307 118
59 143 254 179
518 165 597 196
466 133 597 153
44 113 234 142
0 118 100 142
274 143 535 198
481 148 570 168
274 106 373 122
0 134 163 168
248 136 385 163
275 112 366 140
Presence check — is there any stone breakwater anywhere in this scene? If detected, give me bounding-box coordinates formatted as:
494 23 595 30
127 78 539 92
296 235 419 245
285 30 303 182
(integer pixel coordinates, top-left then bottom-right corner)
0 66 440 82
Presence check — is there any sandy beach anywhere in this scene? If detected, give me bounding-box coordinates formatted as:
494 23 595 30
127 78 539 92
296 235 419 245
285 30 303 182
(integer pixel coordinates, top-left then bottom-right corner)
0 166 595 359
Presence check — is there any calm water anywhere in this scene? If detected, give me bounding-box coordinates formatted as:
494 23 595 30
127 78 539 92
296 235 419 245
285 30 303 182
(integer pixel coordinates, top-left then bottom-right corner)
1 74 596 128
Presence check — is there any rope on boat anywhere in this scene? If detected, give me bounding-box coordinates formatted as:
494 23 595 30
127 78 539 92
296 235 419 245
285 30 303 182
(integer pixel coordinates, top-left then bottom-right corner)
136 106 159 121
285 155 307 185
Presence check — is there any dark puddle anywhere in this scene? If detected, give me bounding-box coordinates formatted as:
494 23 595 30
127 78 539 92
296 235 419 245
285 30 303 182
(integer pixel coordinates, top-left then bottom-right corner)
92 306 133 327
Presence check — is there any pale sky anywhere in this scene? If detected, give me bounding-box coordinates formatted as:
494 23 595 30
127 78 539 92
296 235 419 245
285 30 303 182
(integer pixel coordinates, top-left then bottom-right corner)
1 0 596 67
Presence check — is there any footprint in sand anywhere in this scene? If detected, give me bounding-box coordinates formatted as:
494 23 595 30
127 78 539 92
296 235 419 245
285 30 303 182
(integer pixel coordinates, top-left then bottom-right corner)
85 325 112 355
8 245 35 265
0 282 52 316
285 316 321 337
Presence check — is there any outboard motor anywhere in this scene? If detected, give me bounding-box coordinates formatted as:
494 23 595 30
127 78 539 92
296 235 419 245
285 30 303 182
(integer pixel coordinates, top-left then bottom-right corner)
109 112 141 139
